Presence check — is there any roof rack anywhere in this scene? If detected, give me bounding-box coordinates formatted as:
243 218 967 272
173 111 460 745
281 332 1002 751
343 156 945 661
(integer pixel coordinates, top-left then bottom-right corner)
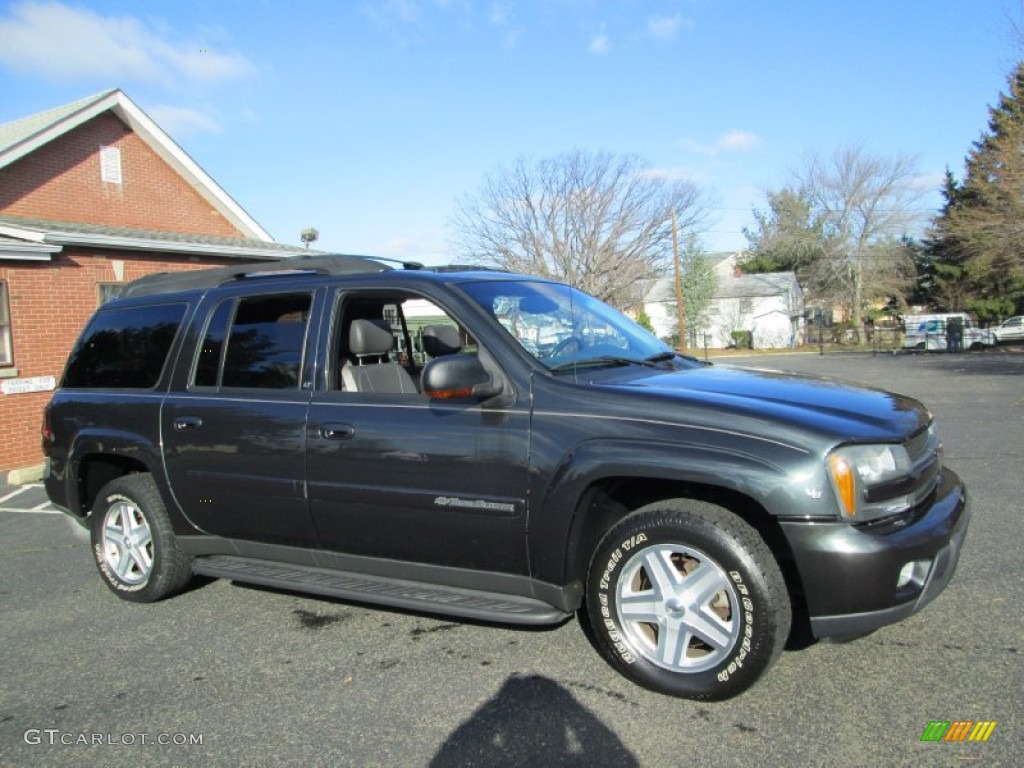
119 253 409 299
429 264 507 273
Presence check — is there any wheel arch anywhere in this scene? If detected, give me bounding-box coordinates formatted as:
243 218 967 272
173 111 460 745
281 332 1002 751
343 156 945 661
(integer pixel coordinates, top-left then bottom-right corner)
66 430 164 519
551 471 812 644
77 453 152 518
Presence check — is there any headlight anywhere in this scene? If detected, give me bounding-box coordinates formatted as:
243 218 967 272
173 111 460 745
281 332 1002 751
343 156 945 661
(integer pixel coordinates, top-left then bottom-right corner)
827 443 915 523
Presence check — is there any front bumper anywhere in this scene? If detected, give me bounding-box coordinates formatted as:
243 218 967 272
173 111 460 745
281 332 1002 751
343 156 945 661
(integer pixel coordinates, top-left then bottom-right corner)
780 468 970 639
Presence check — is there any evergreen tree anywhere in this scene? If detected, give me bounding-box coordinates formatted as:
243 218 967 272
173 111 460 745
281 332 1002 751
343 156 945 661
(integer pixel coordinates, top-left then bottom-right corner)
742 188 828 275
930 62 1024 319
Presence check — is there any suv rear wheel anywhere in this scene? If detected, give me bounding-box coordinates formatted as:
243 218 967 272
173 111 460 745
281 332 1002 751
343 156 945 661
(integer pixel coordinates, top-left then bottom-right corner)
90 474 192 602
585 499 790 700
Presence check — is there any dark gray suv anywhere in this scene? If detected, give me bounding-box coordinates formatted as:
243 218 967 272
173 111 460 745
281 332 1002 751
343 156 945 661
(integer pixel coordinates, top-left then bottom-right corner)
43 254 970 700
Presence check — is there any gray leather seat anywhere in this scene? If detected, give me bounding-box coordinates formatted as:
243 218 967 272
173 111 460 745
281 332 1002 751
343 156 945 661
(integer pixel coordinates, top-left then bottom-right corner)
342 319 418 394
421 324 462 358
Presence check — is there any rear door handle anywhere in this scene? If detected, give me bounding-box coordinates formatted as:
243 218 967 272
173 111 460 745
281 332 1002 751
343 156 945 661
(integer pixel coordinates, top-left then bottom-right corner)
320 423 355 440
174 416 203 431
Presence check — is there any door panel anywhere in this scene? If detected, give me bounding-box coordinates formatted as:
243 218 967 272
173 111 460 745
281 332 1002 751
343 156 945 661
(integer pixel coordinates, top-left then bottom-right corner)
162 289 318 547
162 393 314 545
306 397 530 573
305 287 530 575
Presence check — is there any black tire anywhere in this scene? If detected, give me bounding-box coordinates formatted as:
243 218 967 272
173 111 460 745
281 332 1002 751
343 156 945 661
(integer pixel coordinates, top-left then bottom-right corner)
584 499 790 701
90 474 192 602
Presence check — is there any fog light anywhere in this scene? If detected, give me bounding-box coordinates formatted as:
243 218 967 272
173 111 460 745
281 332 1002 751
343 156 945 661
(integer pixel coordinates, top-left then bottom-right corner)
897 562 915 588
897 559 931 590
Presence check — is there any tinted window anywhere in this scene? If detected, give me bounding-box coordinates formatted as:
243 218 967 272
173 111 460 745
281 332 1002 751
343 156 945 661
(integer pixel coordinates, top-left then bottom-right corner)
193 299 234 387
63 303 186 388
219 294 311 390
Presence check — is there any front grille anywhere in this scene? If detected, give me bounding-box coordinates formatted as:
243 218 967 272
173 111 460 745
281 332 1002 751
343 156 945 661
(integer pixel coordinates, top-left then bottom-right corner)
908 424 942 505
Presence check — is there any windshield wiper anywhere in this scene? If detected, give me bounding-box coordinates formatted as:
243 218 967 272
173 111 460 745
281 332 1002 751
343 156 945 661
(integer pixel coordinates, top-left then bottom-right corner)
548 355 667 372
646 351 711 367
643 352 678 363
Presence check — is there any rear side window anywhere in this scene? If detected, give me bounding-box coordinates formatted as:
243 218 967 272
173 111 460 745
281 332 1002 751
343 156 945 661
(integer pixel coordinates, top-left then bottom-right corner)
63 303 187 389
194 293 312 390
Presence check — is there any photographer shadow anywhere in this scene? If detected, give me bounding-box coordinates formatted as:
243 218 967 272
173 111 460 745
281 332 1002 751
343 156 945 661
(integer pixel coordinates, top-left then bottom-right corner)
430 674 638 767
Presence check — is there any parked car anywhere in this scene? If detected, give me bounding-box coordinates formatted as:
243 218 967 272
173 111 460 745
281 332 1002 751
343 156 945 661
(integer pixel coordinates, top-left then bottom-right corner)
43 254 970 701
992 315 1024 344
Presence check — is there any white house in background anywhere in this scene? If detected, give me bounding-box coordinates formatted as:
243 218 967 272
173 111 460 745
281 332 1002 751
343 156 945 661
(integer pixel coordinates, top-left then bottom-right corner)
644 252 804 349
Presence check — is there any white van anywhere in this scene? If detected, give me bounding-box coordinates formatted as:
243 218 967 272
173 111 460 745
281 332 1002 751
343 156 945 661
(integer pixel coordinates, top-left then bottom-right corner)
903 313 994 351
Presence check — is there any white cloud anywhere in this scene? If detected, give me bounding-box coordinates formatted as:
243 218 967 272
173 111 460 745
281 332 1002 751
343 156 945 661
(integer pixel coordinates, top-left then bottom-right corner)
910 172 946 193
588 31 611 55
0 1 252 85
647 13 691 41
680 130 763 157
147 105 223 137
488 1 521 50
643 166 709 184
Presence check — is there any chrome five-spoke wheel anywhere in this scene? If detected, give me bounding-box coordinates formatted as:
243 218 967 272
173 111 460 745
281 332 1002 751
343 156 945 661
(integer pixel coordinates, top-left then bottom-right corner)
616 543 740 674
586 500 790 700
101 498 154 586
90 474 192 602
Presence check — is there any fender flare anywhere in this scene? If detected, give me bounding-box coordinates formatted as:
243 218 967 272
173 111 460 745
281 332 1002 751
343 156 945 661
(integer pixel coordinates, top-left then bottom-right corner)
528 437 809 588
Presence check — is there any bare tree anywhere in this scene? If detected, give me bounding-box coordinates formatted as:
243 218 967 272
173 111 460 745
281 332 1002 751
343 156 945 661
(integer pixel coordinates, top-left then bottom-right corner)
792 146 922 326
450 151 710 308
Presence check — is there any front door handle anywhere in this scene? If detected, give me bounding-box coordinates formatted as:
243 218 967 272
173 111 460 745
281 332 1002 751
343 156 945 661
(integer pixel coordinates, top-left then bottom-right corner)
174 416 203 431
320 423 355 440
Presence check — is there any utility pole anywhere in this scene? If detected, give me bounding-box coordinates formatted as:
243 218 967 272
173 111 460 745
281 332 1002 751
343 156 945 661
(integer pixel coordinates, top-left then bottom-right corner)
672 209 686 353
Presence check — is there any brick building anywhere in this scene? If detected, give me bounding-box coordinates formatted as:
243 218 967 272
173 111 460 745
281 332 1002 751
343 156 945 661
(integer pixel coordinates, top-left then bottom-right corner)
0 89 304 482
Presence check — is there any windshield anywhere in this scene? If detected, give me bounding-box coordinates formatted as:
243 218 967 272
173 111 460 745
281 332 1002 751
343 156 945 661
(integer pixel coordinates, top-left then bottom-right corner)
460 279 675 370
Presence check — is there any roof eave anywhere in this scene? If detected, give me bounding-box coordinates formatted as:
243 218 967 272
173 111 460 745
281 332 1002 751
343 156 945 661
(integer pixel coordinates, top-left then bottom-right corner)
0 241 62 261
45 231 285 261
0 90 117 169
0 222 285 262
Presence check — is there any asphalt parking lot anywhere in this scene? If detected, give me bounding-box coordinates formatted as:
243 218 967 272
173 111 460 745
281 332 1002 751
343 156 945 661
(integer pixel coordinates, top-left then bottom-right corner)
1 350 1020 767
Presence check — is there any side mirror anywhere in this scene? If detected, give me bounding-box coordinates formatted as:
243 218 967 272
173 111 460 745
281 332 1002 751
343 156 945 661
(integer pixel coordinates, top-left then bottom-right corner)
422 355 502 400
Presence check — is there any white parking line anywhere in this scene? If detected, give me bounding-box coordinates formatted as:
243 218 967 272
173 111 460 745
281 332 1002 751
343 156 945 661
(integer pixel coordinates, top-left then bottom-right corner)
32 500 55 511
0 506 62 515
0 486 31 504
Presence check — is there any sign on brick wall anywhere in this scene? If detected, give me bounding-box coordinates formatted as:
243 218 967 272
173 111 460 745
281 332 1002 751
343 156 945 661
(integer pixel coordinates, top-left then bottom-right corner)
1 376 56 395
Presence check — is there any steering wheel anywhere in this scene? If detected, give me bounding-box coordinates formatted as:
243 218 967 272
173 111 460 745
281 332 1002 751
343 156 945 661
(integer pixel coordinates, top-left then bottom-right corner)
546 335 583 358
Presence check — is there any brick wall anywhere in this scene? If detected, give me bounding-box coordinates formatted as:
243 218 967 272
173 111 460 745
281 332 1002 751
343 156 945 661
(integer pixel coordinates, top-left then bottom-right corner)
0 112 245 238
0 250 243 474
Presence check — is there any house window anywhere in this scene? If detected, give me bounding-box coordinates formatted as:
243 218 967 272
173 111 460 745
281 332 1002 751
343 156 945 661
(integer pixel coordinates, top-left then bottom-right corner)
97 282 125 306
0 281 13 366
100 145 122 184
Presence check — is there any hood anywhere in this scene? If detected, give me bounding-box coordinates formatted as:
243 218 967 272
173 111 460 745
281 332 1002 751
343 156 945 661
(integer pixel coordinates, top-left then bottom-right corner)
592 363 930 443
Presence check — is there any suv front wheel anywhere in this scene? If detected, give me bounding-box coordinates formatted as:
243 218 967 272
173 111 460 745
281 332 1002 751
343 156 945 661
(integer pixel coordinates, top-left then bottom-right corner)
90 474 192 602
585 500 790 700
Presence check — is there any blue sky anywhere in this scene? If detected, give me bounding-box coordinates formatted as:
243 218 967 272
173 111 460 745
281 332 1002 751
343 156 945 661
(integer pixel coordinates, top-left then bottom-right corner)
0 1 1018 263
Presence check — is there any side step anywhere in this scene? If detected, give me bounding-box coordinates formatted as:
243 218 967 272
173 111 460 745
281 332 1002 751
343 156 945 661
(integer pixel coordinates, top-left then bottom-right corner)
191 555 570 626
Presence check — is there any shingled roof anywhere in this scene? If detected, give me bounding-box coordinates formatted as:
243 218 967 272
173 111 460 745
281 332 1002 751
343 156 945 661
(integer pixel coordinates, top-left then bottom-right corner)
0 215 306 261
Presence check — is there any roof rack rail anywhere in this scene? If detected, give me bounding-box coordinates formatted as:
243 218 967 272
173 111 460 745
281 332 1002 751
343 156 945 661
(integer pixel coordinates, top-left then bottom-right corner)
119 253 400 299
429 264 506 273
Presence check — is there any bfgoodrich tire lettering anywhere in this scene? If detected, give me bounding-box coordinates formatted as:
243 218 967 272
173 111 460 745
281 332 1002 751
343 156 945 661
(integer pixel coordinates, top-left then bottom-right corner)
585 500 790 700
90 474 192 603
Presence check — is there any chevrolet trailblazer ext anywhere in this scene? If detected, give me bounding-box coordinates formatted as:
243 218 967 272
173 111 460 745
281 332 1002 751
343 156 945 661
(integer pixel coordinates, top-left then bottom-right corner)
43 254 970 700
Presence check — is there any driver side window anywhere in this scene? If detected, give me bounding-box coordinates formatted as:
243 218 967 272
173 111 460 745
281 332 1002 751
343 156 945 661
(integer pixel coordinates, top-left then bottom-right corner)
331 292 477 395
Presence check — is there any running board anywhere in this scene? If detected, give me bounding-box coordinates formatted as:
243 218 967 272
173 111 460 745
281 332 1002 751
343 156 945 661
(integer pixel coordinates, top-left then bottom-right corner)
191 555 570 626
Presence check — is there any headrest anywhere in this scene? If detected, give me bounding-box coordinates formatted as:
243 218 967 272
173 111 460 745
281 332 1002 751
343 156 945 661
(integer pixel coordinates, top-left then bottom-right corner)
349 318 395 358
421 324 461 357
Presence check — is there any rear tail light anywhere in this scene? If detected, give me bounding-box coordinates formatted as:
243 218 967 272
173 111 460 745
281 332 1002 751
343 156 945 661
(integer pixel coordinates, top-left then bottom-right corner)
41 409 53 457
